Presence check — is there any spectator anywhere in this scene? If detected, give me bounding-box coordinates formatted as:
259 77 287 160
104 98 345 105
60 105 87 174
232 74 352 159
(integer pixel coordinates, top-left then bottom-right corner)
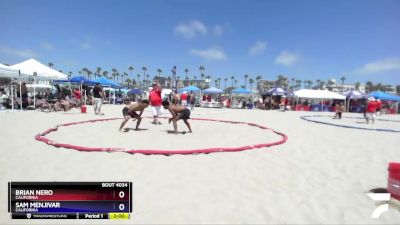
149 80 162 125
93 83 104 115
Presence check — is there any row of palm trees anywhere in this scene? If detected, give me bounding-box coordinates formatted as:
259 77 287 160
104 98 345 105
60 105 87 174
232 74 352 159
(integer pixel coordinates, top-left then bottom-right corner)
49 62 266 90
50 62 366 94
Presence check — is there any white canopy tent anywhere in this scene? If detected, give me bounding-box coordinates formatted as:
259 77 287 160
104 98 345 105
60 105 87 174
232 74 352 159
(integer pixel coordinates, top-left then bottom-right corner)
0 63 36 111
8 58 68 109
9 58 68 80
0 63 19 78
294 89 346 99
294 89 345 111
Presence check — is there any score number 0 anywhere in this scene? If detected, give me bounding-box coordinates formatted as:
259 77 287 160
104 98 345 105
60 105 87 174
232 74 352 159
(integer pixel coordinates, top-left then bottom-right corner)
118 191 125 211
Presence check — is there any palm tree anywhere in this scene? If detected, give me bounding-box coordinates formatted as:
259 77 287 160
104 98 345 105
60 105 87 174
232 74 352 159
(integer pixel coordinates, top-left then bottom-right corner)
218 78 221 89
142 67 147 86
234 79 238 87
137 74 141 87
117 73 121 83
295 80 302 90
87 70 92 79
103 71 109 79
157 68 162 77
303 80 308 89
82 68 88 78
249 78 255 90
316 79 321 89
255 75 262 90
123 73 128 84
244 74 249 88
68 71 72 80
48 62 54 68
146 74 150 87
184 68 189 79
96 67 102 79
78 70 82 76
308 80 313 89
230 76 235 87
125 78 132 88
340 76 346 93
128 66 134 79
320 81 325 89
224 78 228 90
199 66 205 77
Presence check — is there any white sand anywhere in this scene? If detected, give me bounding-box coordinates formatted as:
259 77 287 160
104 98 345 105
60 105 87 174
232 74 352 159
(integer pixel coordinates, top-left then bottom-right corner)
0 106 400 224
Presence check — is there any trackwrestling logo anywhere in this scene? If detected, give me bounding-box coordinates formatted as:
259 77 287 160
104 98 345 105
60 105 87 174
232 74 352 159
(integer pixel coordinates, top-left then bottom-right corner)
366 193 391 219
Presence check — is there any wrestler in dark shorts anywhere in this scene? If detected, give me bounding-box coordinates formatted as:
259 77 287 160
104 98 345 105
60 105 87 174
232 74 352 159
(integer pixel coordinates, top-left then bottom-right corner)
178 108 191 120
123 107 139 118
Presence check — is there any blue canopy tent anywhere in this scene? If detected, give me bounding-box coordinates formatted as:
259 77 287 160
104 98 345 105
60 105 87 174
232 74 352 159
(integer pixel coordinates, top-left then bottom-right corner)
231 87 252 94
93 77 123 104
69 76 96 85
94 77 122 89
201 87 224 108
178 85 200 93
368 91 400 101
203 87 223 94
230 88 253 109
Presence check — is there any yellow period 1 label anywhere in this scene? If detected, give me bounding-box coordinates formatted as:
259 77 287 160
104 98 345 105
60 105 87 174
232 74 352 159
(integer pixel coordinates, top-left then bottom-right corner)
109 213 130 220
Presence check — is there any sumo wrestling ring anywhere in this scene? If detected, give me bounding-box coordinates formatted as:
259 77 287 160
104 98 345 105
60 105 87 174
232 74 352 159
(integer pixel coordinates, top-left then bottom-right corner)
35 116 288 155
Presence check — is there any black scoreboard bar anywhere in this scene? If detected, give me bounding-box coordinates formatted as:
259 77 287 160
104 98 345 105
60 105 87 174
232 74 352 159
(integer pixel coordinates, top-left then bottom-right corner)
8 182 132 220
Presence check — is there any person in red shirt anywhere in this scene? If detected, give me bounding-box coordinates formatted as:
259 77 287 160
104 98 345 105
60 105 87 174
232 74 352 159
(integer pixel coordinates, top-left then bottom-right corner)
206 95 212 102
73 88 82 101
149 80 162 125
180 91 188 106
366 97 378 124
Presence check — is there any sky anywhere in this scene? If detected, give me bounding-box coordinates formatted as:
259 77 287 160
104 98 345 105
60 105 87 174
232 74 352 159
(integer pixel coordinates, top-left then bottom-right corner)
0 0 399 86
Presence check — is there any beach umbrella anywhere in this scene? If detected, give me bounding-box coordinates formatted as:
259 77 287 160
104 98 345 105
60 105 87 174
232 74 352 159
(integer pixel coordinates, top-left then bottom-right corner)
266 87 285 96
343 90 365 99
128 89 143 95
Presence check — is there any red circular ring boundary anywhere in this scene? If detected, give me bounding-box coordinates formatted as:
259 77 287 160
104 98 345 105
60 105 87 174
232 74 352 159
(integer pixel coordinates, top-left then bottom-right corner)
34 117 288 155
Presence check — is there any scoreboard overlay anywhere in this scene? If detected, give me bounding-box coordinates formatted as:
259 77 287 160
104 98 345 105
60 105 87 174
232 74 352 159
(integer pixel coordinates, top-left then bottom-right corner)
8 182 132 219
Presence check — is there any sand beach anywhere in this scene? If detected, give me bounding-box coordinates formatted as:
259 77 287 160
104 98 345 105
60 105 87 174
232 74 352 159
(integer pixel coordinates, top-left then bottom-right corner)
0 105 399 224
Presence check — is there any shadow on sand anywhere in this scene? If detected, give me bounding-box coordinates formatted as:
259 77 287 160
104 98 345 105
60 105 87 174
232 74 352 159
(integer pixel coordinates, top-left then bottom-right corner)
123 128 148 132
166 130 189 135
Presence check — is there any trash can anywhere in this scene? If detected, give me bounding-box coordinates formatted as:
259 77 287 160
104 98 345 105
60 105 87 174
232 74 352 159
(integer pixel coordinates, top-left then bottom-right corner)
80 105 87 113
388 162 400 201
